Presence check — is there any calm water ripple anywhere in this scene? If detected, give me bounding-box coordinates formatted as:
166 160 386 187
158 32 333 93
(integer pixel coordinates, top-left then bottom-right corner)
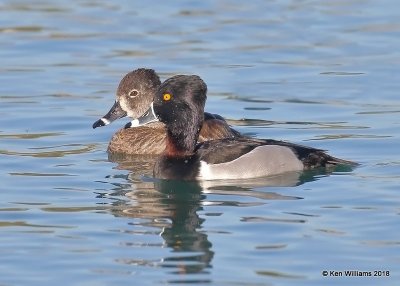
1 0 399 285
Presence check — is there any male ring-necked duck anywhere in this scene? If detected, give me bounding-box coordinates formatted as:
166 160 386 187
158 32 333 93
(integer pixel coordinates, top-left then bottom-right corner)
92 68 240 155
126 75 356 180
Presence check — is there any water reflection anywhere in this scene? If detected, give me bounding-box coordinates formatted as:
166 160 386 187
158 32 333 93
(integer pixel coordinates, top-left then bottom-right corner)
106 157 354 275
0 143 96 157
156 180 212 274
111 179 213 274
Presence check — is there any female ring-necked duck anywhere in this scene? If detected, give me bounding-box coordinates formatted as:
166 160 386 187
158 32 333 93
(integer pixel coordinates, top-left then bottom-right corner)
92 68 240 155
126 75 356 180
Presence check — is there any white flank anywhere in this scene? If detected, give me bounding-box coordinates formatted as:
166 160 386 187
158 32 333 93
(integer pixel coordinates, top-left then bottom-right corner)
198 145 304 180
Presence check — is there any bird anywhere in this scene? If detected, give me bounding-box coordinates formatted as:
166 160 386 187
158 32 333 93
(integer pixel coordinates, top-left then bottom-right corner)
125 74 356 180
92 68 240 155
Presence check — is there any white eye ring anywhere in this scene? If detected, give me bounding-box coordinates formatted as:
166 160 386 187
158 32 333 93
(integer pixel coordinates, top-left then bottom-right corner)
128 89 139 98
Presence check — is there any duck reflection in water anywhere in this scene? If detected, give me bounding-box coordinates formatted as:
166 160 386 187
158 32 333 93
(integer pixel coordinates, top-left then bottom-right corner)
110 179 213 274
107 166 322 275
154 180 213 274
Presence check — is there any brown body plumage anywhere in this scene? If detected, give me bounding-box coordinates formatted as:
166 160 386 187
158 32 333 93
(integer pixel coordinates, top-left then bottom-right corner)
108 117 240 155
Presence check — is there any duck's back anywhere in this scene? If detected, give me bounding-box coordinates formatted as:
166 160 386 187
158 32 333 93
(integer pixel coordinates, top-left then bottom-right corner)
198 113 240 141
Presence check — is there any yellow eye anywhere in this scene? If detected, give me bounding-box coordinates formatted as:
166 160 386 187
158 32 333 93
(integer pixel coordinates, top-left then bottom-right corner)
163 93 172 101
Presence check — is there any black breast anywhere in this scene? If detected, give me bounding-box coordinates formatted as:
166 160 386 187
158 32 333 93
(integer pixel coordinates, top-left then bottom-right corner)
154 155 201 180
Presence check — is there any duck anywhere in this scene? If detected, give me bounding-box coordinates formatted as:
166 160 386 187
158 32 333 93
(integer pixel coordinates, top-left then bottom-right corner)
92 68 240 155
125 74 357 181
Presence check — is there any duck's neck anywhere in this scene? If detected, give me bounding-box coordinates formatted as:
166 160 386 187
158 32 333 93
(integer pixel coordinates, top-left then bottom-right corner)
165 124 201 157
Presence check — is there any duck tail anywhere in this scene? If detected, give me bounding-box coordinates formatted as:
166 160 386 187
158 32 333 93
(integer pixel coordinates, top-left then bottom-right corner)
303 150 358 170
326 154 358 166
322 153 359 173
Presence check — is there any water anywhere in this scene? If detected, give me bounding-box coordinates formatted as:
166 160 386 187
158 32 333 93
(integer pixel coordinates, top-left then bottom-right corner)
1 0 399 285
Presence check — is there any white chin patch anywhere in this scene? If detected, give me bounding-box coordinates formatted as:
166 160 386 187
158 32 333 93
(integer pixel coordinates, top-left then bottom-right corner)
119 99 133 117
101 118 111 125
129 119 140 127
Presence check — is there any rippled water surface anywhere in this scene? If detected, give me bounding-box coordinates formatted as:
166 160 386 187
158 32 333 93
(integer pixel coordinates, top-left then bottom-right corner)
1 1 399 285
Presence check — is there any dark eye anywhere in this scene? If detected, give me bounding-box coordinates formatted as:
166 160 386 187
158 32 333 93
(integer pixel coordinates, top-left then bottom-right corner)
128 89 139 98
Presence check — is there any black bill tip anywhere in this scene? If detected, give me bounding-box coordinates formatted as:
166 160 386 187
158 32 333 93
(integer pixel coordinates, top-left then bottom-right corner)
92 119 107 129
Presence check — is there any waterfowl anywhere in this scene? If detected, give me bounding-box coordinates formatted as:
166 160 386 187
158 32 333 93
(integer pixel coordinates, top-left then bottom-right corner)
92 68 240 155
126 75 356 180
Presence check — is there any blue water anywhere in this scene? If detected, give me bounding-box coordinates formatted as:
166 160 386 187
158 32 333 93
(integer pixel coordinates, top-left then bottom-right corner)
1 1 399 285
